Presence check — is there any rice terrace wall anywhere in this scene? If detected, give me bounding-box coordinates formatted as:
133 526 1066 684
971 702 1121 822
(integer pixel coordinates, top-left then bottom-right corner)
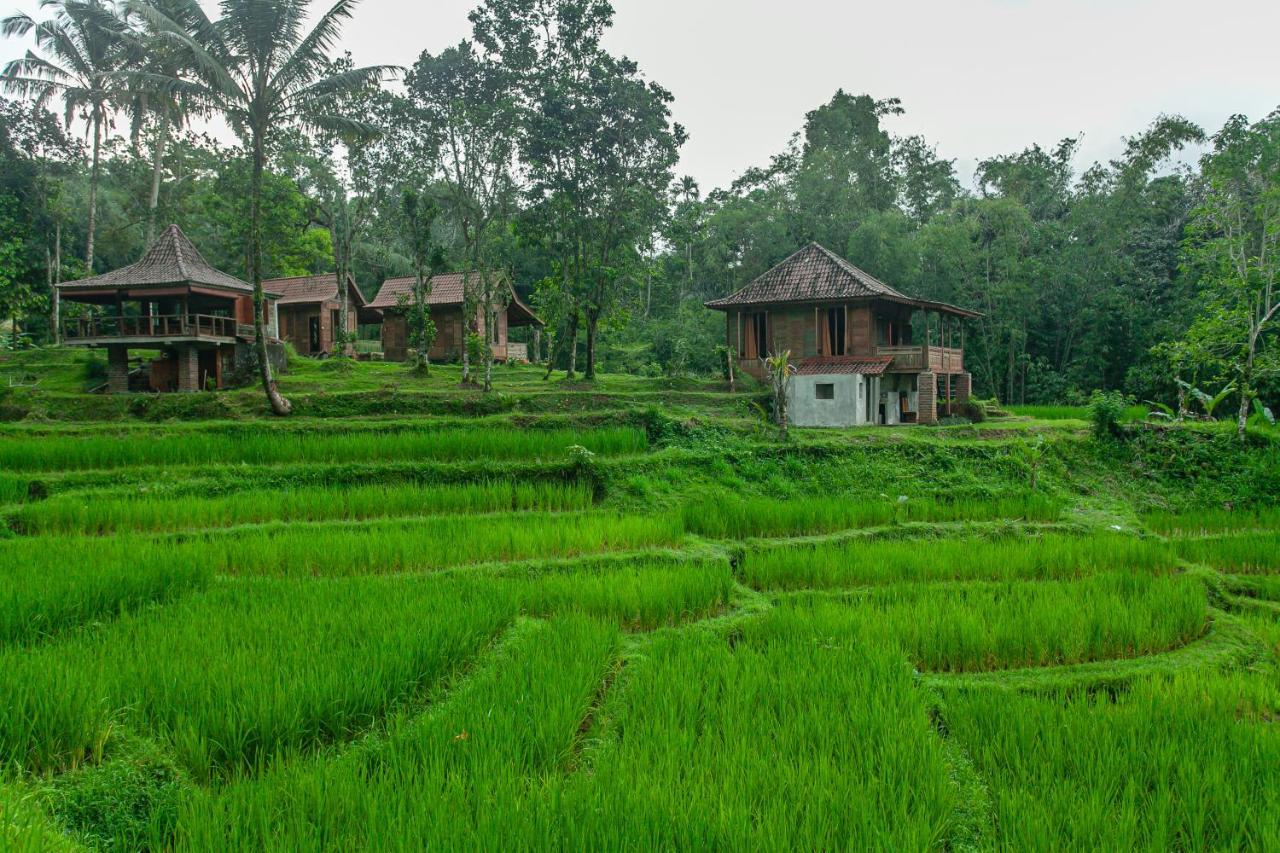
0 349 1278 848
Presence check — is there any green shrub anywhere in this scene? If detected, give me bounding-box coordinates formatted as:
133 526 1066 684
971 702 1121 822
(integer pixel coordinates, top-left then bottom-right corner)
49 735 186 849
1088 390 1128 439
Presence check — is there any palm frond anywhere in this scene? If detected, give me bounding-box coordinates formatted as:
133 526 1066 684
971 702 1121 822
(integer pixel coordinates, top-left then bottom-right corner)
128 0 241 104
32 19 95 81
289 62 392 107
269 0 357 95
2 53 75 90
0 12 36 38
299 111 381 144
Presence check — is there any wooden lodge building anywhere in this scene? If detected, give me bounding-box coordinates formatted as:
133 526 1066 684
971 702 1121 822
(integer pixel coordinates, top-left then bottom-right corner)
57 225 282 393
369 272 542 363
263 273 380 356
706 243 978 426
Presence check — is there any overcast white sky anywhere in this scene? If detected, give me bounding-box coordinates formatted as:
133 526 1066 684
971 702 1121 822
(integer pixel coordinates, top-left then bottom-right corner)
4 0 1279 190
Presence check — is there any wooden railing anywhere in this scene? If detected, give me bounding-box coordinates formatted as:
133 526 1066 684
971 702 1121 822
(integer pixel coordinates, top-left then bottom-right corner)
63 314 238 341
877 345 964 373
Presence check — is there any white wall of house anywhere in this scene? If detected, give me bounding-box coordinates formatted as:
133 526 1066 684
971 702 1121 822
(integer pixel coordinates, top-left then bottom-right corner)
790 373 872 427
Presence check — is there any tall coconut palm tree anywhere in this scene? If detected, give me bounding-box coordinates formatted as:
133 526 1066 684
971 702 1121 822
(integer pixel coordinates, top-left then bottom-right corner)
2 0 131 273
132 0 391 415
118 0 204 245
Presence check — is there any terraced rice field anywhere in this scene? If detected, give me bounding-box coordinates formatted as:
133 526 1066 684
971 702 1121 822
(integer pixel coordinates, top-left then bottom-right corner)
2 415 1278 850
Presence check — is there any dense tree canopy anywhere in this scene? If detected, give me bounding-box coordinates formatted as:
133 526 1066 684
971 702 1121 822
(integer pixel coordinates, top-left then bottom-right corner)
1 0 1276 413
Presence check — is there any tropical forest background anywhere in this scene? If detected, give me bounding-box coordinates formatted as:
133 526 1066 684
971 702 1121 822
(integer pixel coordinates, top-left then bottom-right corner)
1 0 1277 412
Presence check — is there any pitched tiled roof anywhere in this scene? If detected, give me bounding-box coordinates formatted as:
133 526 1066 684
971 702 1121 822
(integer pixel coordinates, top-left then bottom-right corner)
263 273 370 307
370 273 543 326
369 272 468 309
58 225 253 294
706 243 904 309
794 356 892 376
705 242 980 318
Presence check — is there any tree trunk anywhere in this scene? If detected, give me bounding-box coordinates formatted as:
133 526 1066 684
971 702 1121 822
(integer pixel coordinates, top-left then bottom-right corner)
461 314 471 384
412 271 430 374
52 221 60 343
483 339 493 392
584 310 598 380
565 311 579 380
542 332 558 380
1237 384 1251 441
85 115 101 270
333 199 352 357
145 108 170 246
250 129 290 416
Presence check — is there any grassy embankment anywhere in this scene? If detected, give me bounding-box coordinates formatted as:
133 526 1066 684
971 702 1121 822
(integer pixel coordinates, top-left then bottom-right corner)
1 347 1279 848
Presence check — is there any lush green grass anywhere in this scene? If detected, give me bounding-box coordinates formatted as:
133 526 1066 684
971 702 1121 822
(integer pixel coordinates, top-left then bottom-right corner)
0 474 29 506
2 369 1279 847
1176 531 1280 573
1006 404 1148 422
1 783 79 852
0 511 686 577
0 576 513 780
0 559 732 782
778 572 1207 671
742 533 1175 590
0 551 210 645
8 479 595 535
1146 506 1280 536
944 672 1280 848
683 492 1060 539
177 612 959 849
174 615 621 850
0 426 646 471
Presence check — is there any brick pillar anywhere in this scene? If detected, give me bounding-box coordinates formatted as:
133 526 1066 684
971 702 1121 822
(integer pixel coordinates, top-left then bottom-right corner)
106 345 129 393
917 372 937 425
177 345 200 392
955 372 973 402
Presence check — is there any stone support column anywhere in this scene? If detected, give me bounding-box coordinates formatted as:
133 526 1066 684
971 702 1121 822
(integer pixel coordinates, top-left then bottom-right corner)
177 345 201 392
106 345 129 393
917 372 938 425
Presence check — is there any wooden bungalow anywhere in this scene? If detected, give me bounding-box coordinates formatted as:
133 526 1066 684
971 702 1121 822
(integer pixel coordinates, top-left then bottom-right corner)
369 272 542 362
706 243 978 426
262 273 380 356
57 224 282 393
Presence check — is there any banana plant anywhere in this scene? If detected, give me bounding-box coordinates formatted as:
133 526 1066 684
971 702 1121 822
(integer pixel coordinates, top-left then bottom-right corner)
765 350 794 440
1175 379 1236 420
1251 398 1276 429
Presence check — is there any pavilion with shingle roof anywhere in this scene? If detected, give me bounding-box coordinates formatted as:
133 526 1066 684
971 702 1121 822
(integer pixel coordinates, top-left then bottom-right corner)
56 224 282 393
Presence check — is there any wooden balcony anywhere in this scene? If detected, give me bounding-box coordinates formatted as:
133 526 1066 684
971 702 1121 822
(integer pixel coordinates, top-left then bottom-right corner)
63 314 238 344
877 345 964 373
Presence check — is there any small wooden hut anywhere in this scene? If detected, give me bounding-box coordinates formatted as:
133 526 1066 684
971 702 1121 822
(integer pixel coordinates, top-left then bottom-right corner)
369 272 542 362
263 273 380 356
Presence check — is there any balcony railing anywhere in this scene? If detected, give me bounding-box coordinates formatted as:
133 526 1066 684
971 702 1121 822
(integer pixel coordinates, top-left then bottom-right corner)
877 345 964 372
63 314 238 342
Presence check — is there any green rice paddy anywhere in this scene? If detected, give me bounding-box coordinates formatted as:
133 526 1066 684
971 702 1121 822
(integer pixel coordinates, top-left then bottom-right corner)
1 368 1278 849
